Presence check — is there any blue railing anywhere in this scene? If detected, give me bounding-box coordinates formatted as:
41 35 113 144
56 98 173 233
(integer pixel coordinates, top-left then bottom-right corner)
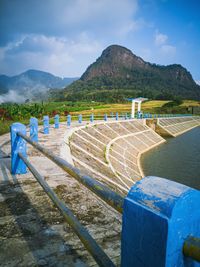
9 119 200 267
27 112 195 137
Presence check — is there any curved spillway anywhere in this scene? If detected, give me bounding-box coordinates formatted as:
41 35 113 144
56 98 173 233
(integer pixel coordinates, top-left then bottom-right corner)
157 116 200 137
68 119 165 195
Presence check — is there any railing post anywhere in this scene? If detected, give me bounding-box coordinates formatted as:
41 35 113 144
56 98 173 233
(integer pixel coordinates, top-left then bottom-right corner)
104 114 107 121
30 117 38 142
10 123 27 174
43 115 49 134
54 114 59 129
116 112 118 120
90 113 94 123
78 114 82 124
125 113 128 120
121 176 200 267
67 114 71 126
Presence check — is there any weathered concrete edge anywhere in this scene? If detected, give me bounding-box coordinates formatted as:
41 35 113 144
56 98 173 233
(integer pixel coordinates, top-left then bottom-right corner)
157 116 200 137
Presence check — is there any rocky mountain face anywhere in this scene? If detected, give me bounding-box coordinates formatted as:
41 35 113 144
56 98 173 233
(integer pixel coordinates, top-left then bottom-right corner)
0 70 78 103
60 45 200 102
81 45 150 80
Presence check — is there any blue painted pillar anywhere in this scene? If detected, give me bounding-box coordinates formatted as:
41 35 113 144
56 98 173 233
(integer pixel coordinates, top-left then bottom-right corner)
121 176 200 267
78 114 82 124
116 112 118 120
67 114 71 126
104 114 107 121
30 117 38 142
125 113 128 120
90 113 94 122
10 123 27 174
54 114 59 129
43 115 49 134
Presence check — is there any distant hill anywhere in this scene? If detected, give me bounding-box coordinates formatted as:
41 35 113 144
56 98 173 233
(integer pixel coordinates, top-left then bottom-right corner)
57 45 200 102
0 69 78 103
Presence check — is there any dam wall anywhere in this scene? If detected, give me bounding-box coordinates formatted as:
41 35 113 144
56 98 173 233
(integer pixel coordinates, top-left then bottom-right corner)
157 116 200 137
1 115 200 266
69 119 165 194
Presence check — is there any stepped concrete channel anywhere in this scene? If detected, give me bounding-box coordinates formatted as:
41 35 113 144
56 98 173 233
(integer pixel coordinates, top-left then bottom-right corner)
0 116 199 267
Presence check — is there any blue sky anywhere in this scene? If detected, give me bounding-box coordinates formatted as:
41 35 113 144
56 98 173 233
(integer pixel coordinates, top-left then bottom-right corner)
0 0 199 82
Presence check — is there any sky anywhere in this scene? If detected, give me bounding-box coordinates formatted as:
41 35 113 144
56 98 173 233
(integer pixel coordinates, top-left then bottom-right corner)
0 0 200 82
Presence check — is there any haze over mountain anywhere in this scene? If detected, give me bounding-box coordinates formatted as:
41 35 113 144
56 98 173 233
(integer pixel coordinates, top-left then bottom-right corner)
0 70 78 103
56 45 200 102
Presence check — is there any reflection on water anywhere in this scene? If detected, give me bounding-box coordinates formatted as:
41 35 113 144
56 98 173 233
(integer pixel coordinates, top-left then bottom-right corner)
141 127 200 190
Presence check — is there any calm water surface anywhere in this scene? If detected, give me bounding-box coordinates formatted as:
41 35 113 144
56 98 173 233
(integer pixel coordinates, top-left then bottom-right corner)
141 127 200 190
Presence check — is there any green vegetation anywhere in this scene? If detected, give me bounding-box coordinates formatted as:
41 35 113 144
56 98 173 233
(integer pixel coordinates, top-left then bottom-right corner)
1 100 199 135
56 74 200 102
0 101 107 135
51 45 200 102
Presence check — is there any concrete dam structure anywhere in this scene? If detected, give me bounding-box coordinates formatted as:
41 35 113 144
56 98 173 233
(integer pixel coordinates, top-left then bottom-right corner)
157 116 200 137
0 115 200 267
69 119 165 194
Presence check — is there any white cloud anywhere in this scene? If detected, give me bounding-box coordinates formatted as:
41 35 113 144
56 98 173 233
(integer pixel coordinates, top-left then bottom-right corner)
1 0 139 45
160 44 176 56
154 30 176 58
155 32 168 46
0 34 103 77
0 0 142 76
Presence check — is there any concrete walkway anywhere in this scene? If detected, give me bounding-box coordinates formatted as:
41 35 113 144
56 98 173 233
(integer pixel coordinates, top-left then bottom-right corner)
0 121 121 267
1 116 199 266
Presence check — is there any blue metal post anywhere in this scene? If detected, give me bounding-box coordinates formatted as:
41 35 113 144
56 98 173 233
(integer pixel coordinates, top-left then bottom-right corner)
78 114 82 124
30 117 38 142
90 113 94 122
67 114 71 126
116 112 118 120
104 114 107 121
10 123 27 174
43 115 49 134
121 176 200 267
125 113 128 120
54 114 59 129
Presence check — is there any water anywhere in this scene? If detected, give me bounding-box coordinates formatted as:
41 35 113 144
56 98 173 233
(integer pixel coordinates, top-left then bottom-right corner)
141 127 200 190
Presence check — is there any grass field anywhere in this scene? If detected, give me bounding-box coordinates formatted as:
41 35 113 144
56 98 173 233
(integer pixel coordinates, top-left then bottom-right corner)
0 100 199 136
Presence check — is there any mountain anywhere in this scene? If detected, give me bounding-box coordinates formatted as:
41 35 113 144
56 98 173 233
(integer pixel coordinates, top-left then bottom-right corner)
58 45 200 102
0 70 78 103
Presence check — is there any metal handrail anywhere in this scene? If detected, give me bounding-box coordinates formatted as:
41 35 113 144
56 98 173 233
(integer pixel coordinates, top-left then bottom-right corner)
18 152 116 267
17 132 124 214
16 131 200 264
